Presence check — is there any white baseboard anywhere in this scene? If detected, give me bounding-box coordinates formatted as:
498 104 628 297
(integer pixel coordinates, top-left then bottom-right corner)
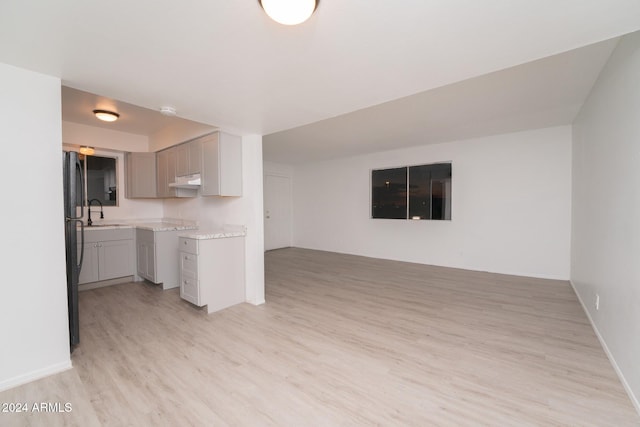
569 280 640 415
0 360 72 393
248 298 266 306
78 275 135 291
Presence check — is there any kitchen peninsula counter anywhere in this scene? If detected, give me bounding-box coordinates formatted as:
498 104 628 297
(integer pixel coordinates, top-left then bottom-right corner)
83 221 197 232
134 222 197 232
178 226 246 313
178 227 246 240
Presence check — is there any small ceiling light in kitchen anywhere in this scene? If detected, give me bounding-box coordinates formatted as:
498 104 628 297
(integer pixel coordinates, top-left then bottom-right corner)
93 109 120 122
79 146 95 155
260 0 317 25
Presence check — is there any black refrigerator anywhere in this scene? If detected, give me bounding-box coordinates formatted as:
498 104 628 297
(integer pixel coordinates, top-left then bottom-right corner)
63 151 85 349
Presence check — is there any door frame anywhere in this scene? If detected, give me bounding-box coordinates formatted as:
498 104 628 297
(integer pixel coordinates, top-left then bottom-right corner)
263 172 293 251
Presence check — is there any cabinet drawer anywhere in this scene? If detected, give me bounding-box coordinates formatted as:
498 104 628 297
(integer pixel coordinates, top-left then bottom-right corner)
179 237 198 254
180 251 198 276
180 269 200 306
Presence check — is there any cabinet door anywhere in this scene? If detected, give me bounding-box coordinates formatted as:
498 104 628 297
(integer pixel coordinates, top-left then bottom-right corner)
146 241 157 282
156 148 177 198
176 144 188 176
187 140 202 175
125 152 157 198
136 240 157 282
201 134 220 196
177 141 202 176
99 239 134 281
78 243 99 284
136 240 148 279
156 150 168 198
201 132 242 197
167 148 177 196
136 229 154 281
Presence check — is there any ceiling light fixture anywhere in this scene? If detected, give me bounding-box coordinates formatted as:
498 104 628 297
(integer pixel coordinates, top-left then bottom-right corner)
93 109 120 122
79 146 95 155
260 0 317 25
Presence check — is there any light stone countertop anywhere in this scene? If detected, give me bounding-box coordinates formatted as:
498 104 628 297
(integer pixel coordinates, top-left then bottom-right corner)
82 221 197 232
82 224 132 231
179 227 246 240
134 222 198 232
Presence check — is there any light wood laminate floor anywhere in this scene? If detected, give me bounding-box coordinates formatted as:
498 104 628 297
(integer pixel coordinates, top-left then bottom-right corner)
1 248 638 426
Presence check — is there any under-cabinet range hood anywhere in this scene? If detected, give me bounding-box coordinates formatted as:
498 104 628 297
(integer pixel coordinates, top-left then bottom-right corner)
169 173 201 189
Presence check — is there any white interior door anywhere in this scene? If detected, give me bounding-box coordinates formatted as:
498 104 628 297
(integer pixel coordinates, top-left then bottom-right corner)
264 174 292 251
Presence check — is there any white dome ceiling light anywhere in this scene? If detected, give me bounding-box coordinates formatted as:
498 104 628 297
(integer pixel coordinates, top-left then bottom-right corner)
260 0 317 26
93 109 119 122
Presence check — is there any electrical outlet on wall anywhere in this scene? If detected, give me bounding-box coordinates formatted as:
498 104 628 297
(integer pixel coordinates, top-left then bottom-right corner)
595 293 600 310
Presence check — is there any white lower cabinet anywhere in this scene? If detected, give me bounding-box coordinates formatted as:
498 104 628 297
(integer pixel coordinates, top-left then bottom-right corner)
136 228 183 289
178 235 245 313
180 251 199 305
136 232 156 282
79 228 135 284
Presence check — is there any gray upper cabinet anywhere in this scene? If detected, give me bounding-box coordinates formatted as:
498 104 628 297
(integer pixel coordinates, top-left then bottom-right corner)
125 131 241 199
125 152 157 198
158 144 197 198
156 147 177 198
201 132 242 197
176 140 202 177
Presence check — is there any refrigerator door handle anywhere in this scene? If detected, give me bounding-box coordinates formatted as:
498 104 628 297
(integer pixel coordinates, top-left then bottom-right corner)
74 219 85 271
76 156 85 271
71 156 85 220
69 158 84 221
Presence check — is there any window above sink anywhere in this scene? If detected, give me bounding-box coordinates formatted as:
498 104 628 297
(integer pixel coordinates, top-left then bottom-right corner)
78 154 118 207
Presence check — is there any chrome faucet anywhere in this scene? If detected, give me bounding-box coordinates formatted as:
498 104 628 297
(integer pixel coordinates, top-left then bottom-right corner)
87 199 104 226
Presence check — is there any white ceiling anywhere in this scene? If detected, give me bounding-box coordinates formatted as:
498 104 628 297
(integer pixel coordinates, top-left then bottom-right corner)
1 1 639 162
264 38 618 163
61 86 216 138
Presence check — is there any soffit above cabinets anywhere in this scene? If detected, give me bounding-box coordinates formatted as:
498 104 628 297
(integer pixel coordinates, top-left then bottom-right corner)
61 86 217 139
